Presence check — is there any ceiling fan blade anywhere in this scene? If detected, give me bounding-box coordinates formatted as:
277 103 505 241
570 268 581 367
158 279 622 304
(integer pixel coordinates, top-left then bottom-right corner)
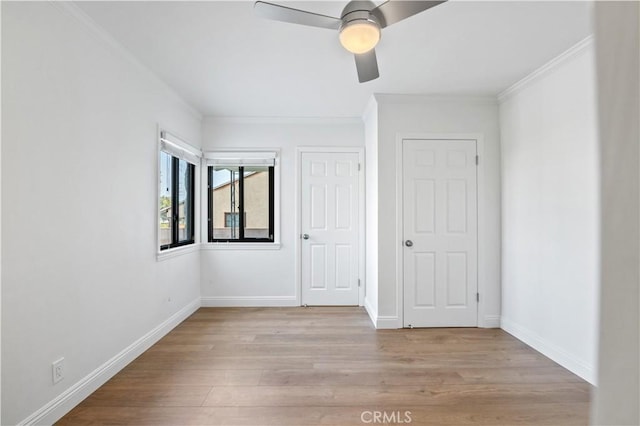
371 1 447 28
254 1 341 30
354 50 380 83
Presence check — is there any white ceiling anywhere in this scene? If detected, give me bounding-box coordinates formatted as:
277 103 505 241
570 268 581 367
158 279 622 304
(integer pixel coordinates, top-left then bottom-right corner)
76 1 593 117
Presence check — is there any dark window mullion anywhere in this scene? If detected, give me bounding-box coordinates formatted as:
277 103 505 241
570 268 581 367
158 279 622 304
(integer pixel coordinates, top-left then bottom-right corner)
268 166 274 241
238 166 245 240
187 163 195 243
171 157 179 247
207 166 213 242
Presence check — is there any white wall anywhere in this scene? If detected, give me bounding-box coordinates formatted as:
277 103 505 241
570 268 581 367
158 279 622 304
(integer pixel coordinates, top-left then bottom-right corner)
363 98 379 323
372 95 502 328
499 39 599 383
2 3 202 424
593 2 639 423
0 3 3 420
200 117 363 306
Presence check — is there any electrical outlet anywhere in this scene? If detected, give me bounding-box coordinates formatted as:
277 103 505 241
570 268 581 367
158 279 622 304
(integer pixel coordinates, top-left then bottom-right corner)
52 358 64 384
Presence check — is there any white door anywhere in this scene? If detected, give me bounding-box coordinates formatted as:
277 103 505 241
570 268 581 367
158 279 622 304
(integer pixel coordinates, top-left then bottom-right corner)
403 139 478 327
301 152 360 306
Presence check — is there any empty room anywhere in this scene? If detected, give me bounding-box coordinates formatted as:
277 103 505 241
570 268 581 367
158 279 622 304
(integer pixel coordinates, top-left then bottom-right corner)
1 1 638 425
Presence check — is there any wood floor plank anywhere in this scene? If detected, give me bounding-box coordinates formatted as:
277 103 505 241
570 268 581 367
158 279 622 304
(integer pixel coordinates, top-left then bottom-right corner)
201 383 589 407
57 307 591 425
126 355 316 371
57 403 590 425
146 344 215 352
259 368 465 386
107 369 263 387
157 333 257 343
81 385 212 407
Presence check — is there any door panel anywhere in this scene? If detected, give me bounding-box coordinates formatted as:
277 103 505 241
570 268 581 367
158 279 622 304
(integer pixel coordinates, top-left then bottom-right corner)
310 185 327 229
413 252 436 307
335 185 352 229
447 180 468 233
446 252 468 306
403 139 478 327
301 152 360 306
335 245 352 289
414 179 436 233
310 244 327 289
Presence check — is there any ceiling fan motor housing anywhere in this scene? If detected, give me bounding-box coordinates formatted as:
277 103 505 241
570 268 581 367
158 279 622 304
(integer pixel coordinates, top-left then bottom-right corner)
340 0 380 30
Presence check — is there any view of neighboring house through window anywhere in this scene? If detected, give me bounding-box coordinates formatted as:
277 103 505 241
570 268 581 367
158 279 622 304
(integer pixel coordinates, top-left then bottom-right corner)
159 151 173 247
159 140 196 250
208 164 274 242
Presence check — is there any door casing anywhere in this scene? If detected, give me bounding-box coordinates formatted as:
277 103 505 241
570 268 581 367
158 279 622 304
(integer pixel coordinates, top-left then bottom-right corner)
396 134 488 328
401 138 478 327
296 147 365 306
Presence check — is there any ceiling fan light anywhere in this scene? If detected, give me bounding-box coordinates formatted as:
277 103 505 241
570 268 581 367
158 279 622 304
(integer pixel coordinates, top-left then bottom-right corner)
339 20 380 54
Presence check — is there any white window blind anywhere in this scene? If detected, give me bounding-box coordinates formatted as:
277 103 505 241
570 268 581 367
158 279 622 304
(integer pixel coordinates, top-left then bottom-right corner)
205 151 277 167
160 131 201 165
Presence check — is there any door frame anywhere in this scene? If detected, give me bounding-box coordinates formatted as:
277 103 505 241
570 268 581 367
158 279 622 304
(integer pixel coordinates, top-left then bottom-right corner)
396 134 487 327
295 147 366 306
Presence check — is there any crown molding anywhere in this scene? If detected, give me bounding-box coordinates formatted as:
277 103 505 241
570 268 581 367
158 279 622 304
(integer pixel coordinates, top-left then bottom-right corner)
48 1 203 121
373 93 498 105
203 116 363 125
498 35 595 103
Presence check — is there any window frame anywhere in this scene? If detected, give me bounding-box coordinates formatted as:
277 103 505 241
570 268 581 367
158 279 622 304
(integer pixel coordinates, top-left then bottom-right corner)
160 157 195 250
157 129 201 255
207 165 275 243
203 150 280 247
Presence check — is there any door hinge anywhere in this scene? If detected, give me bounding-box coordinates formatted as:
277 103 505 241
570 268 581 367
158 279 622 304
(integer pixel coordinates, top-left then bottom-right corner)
358 163 361 171
475 155 479 165
358 279 361 287
476 292 480 302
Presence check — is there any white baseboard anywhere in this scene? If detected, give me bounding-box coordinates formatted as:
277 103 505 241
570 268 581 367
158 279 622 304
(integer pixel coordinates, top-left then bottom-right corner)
363 297 377 328
481 314 501 328
501 316 596 384
376 315 401 329
363 298 401 329
19 298 201 426
201 296 298 307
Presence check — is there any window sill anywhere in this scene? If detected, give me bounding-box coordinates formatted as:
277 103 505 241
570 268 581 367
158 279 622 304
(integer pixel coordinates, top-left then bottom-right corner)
202 242 282 251
156 244 200 261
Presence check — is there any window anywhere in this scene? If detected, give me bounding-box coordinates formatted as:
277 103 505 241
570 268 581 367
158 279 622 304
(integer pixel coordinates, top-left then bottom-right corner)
224 212 244 228
159 131 199 251
207 152 276 243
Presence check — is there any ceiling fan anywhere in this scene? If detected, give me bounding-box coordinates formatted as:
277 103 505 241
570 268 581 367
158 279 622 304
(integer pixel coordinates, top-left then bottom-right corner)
254 0 447 83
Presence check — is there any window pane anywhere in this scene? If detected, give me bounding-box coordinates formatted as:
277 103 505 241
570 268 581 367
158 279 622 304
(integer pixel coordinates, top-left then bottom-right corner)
243 167 270 239
177 159 193 243
211 167 240 240
225 212 240 228
159 151 172 247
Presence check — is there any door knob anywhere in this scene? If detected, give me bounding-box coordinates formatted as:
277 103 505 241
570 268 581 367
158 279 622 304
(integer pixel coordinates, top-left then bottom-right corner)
405 240 413 247
302 234 310 240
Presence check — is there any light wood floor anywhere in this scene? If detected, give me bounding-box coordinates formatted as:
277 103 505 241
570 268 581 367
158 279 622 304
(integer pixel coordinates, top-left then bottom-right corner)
57 307 591 425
